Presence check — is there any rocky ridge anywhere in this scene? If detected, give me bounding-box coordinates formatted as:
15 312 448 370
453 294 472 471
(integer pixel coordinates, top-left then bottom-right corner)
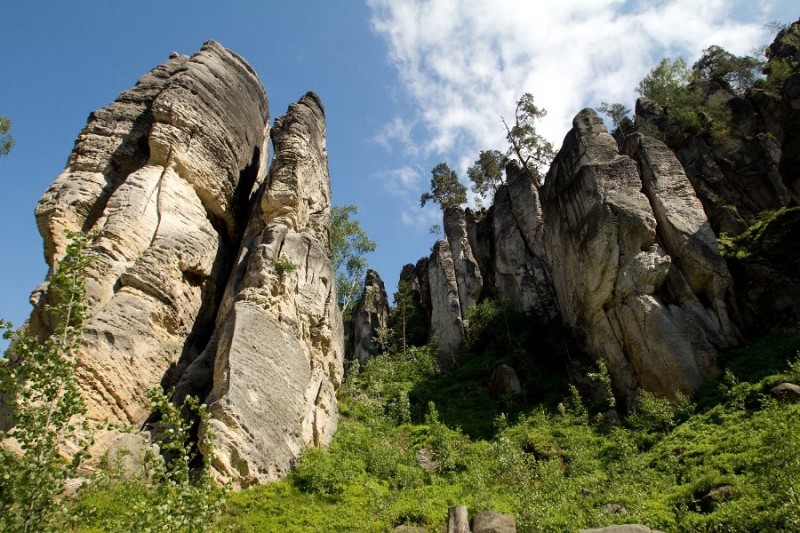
353 24 800 406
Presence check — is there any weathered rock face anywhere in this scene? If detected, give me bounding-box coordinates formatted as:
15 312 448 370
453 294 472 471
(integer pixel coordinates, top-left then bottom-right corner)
723 207 800 335
347 269 390 365
23 43 343 488
780 72 800 204
399 260 433 347
32 41 270 426
405 172 561 364
494 164 559 319
622 133 738 348
542 109 732 400
634 23 800 238
637 89 789 236
201 92 343 487
428 240 467 365
443 206 483 319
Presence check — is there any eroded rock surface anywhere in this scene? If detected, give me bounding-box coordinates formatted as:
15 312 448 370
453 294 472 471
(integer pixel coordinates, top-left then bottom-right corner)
32 41 270 426
23 43 343 488
347 269 390 365
542 109 731 400
201 93 343 487
494 165 558 319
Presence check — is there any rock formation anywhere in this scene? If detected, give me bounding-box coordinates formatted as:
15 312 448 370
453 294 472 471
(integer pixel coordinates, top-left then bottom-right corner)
200 92 343 486
428 239 468 365
543 109 734 400
494 163 558 318
22 42 343 487
32 41 271 426
346 269 390 365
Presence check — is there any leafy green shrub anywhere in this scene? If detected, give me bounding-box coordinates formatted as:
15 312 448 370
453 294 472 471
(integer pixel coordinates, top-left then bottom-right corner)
293 446 364 496
64 390 225 532
626 390 693 435
272 256 297 281
424 402 468 473
0 231 93 533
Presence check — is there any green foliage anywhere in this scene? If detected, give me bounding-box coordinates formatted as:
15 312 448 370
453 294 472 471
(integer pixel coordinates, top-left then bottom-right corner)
0 231 93 533
466 149 508 206
419 162 467 210
216 332 800 531
64 389 225 532
598 101 633 137
636 57 705 137
764 21 800 92
637 57 693 107
271 256 297 281
586 359 616 411
718 207 800 261
503 93 556 189
0 116 12 157
692 45 764 94
330 204 377 314
389 280 426 354
626 390 693 435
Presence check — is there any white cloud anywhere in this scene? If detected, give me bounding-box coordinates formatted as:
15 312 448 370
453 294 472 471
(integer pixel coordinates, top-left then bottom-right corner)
379 165 422 197
401 206 441 230
374 116 419 155
375 164 441 230
367 0 780 164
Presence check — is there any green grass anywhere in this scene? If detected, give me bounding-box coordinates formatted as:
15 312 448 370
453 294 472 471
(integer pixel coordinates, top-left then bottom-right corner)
62 332 800 532
214 334 800 532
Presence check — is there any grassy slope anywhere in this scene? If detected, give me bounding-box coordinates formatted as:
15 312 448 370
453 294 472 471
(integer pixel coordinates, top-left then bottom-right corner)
217 334 800 532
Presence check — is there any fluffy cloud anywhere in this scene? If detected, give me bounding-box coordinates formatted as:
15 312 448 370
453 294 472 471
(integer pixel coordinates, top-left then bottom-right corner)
381 165 422 197
367 0 776 165
374 116 419 155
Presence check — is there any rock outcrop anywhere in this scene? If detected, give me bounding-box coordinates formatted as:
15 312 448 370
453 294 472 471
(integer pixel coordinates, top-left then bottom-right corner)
22 43 343 487
428 239 468 365
405 166 560 367
346 269 390 365
494 164 558 318
32 41 270 426
200 92 342 487
542 109 734 400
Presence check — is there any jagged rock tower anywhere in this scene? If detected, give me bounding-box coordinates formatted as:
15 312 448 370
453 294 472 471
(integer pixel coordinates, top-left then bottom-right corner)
25 41 343 487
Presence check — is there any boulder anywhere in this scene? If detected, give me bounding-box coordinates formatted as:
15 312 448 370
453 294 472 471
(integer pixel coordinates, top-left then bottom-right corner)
770 382 800 404
488 364 522 398
472 511 516 533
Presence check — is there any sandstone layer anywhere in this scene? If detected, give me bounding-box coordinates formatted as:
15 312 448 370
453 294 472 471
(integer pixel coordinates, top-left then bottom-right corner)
200 93 343 486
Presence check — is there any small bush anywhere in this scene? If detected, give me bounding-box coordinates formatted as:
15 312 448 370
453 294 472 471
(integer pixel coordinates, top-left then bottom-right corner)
272 256 297 281
627 390 692 434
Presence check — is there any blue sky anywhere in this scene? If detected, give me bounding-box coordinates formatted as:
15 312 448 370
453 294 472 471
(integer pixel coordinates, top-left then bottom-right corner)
1 1 796 330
